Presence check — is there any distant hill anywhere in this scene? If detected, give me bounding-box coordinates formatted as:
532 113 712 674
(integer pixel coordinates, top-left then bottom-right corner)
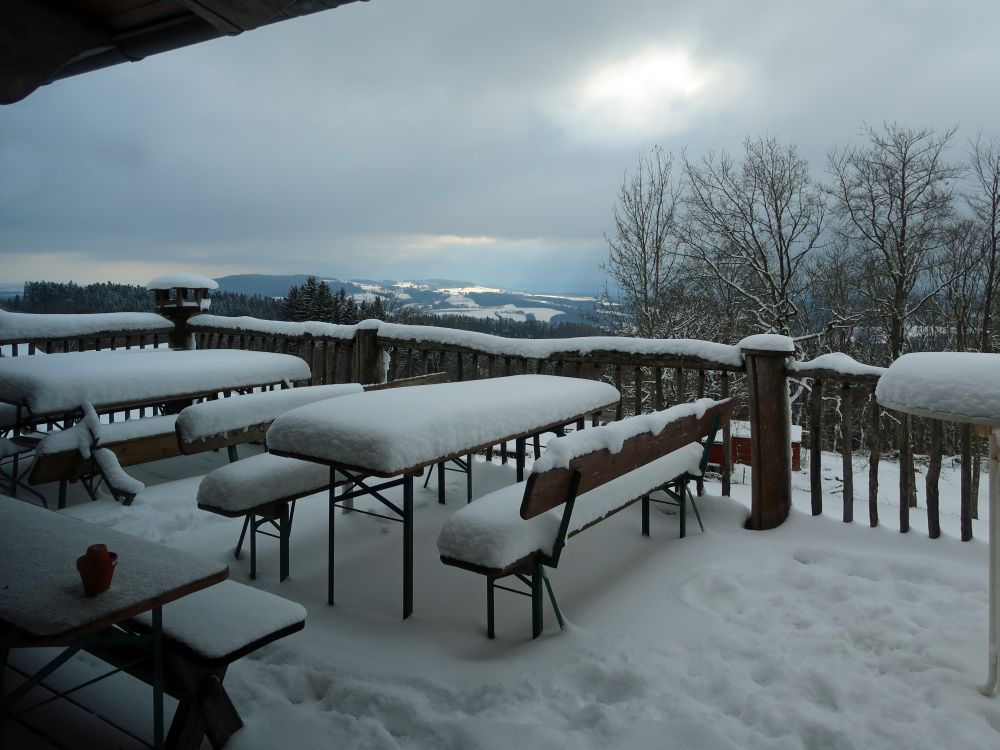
216 275 599 325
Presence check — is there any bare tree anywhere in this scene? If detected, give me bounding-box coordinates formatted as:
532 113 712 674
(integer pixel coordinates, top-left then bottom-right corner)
967 134 1000 352
598 146 699 338
827 122 962 361
679 136 827 337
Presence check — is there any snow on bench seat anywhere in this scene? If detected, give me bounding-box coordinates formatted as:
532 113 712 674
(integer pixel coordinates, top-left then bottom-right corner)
196 453 331 514
176 383 362 448
267 375 621 475
436 399 731 638
438 442 704 570
0 348 311 416
132 580 305 664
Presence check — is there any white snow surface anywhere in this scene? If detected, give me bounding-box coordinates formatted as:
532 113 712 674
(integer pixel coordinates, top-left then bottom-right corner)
790 352 887 377
176 384 362 445
438 443 703 569
93 449 146 496
197 453 330 512
0 348 311 415
712 419 803 443
188 314 357 341
146 273 219 291
533 399 718 473
21 434 997 750
738 333 796 353
267 375 621 473
132 580 305 660
377 322 744 365
0 310 171 340
876 351 1000 425
35 408 102 459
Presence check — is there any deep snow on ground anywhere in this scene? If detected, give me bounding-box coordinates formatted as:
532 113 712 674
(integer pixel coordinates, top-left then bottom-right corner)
5 447 999 749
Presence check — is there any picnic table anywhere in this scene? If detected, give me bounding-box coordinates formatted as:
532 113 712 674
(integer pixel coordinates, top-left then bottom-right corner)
267 374 621 617
0 348 311 422
876 352 1000 696
0 496 229 748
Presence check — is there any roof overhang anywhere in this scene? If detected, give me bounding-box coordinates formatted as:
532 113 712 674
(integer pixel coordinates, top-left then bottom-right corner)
0 0 367 105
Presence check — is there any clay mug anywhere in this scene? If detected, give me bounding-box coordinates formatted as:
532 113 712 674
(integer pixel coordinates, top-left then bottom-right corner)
76 543 118 596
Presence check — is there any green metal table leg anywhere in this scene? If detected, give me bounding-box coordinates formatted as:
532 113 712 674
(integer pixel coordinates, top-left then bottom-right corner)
404 475 414 619
328 470 337 605
152 606 164 750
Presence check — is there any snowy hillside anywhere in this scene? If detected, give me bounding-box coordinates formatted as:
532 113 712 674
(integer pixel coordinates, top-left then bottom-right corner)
215 275 599 324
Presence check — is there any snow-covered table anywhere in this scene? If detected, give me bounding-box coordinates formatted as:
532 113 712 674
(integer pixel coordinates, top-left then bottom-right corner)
267 374 621 617
0 347 312 419
0 496 229 747
876 352 1000 696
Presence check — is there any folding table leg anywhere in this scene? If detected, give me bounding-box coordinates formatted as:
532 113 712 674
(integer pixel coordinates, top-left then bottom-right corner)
328 472 337 606
403 475 414 619
152 606 164 750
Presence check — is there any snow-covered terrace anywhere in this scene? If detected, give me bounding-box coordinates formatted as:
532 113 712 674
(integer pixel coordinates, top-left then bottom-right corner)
1 311 997 748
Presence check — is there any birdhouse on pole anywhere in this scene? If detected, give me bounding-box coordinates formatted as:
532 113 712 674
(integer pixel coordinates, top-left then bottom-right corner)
147 272 219 349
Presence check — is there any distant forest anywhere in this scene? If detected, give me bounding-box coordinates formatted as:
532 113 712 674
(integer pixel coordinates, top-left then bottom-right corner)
0 279 603 339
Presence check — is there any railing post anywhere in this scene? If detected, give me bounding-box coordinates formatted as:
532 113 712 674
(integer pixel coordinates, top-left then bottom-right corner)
741 335 795 530
354 321 383 385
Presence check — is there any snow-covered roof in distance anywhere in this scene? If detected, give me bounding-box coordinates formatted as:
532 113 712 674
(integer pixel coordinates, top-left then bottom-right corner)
146 273 219 291
0 310 172 342
876 352 1000 426
789 352 886 378
738 333 795 353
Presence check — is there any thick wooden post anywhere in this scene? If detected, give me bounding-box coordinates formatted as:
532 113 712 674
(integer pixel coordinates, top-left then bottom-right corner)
743 338 794 530
354 325 383 385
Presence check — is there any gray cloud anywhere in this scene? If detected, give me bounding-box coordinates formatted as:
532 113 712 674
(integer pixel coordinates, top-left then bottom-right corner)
2 0 998 292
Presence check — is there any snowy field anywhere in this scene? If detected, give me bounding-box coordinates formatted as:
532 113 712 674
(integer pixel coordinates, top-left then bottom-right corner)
4 447 999 749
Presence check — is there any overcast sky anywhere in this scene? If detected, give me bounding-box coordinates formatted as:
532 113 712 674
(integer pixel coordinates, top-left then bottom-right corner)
1 0 998 293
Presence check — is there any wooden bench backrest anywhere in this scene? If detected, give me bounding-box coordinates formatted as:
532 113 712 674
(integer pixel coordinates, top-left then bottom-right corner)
520 399 733 520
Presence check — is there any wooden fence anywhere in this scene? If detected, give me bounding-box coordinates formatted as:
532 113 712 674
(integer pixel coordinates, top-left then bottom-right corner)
0 311 985 540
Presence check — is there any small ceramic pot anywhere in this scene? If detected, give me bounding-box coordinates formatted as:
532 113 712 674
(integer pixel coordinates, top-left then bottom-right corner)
76 543 118 596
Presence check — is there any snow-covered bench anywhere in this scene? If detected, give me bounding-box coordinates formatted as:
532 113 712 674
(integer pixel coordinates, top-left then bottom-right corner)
196 453 342 581
85 580 306 750
437 398 732 639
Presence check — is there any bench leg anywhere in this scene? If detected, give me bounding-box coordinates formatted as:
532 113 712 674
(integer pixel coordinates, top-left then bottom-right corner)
487 577 495 640
678 483 686 539
689 486 705 533
539 567 565 631
279 503 290 582
233 516 250 560
249 515 257 580
531 570 544 639
466 452 473 503
166 661 242 750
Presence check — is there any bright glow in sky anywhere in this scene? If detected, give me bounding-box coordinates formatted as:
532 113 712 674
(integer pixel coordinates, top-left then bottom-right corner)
548 48 727 144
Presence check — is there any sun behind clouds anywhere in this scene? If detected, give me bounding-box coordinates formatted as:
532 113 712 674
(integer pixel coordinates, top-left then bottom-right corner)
548 47 733 145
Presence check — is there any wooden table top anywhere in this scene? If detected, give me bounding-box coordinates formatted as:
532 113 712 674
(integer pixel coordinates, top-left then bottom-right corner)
0 497 228 646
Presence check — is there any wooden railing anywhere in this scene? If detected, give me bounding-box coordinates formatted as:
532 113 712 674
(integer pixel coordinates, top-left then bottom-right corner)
2 310 986 541
0 311 173 355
